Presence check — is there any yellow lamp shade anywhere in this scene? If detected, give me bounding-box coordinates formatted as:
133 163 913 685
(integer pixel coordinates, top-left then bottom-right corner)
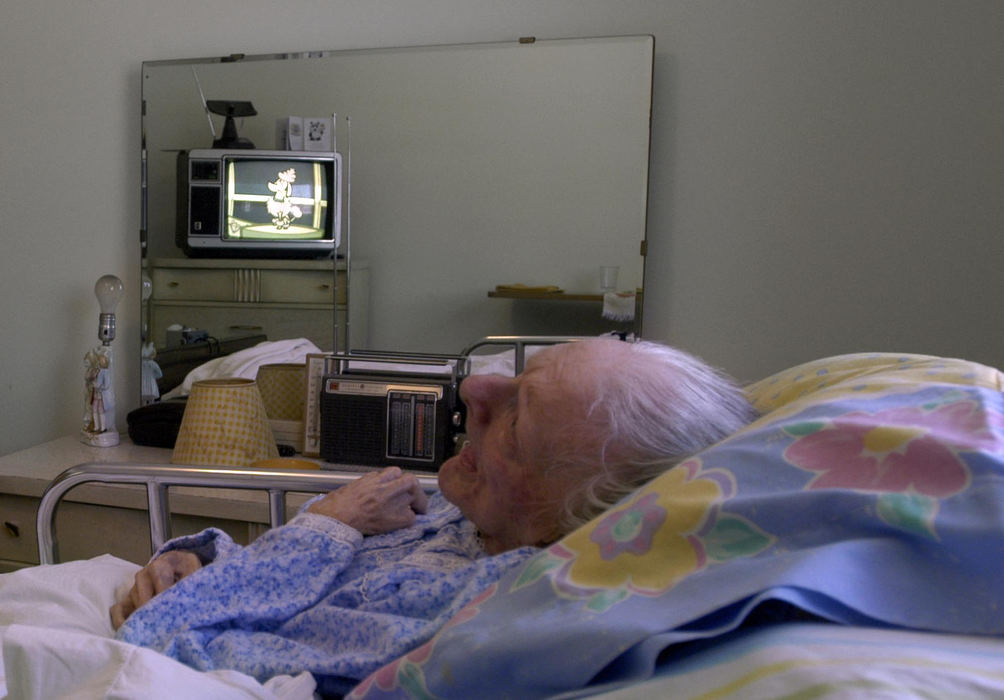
255 363 307 452
255 363 306 421
172 378 278 466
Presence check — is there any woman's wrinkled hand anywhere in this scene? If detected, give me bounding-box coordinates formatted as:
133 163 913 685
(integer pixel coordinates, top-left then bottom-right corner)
109 550 202 630
306 466 428 535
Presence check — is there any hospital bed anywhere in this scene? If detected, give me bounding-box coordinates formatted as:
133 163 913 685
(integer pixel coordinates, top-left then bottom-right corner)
3 350 1003 699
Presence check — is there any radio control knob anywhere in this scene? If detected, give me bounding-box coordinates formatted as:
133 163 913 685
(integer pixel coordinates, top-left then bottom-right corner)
452 411 463 427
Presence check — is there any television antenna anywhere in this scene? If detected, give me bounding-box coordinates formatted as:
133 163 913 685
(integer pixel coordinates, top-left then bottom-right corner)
191 68 216 141
190 67 257 148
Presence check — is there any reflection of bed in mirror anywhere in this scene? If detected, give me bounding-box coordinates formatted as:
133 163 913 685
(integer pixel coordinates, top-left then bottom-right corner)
152 333 267 397
141 35 654 402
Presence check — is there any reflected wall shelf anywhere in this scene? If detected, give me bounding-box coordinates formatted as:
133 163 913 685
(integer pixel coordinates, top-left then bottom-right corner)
488 290 604 301
487 288 644 334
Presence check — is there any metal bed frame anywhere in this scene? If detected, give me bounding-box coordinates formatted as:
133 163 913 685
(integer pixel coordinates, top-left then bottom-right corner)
37 464 438 565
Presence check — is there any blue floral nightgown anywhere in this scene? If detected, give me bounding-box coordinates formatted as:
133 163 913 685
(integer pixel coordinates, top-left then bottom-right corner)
116 493 536 695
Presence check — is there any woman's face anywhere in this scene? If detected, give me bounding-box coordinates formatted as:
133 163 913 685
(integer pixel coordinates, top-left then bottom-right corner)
438 342 607 553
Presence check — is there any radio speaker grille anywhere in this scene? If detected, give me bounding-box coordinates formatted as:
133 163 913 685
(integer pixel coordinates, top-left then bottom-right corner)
320 392 385 463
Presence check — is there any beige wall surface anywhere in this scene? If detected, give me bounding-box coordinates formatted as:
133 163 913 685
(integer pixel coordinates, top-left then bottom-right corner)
1 0 1001 455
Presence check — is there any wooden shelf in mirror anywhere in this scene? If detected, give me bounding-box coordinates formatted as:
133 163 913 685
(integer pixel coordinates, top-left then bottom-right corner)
488 289 643 302
489 290 599 301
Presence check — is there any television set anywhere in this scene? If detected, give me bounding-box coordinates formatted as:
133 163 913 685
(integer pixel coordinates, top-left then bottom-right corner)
176 149 341 258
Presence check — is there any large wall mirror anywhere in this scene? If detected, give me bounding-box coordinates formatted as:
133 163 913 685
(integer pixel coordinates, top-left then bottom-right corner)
141 36 653 395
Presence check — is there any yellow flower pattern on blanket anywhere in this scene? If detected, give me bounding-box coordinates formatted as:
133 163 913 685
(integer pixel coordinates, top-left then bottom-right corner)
562 465 719 591
513 459 773 612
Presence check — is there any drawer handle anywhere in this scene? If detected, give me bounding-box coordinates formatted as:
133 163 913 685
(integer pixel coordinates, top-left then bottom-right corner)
3 521 19 538
168 281 180 288
318 284 331 291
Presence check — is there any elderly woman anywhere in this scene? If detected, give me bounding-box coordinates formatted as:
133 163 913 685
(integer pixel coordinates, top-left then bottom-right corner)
112 338 754 695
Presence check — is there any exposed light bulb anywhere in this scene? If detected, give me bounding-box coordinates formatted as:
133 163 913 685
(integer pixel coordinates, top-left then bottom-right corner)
95 274 124 314
94 274 123 344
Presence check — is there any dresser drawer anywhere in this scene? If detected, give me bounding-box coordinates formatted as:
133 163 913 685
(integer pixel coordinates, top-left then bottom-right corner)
52 505 260 565
0 494 40 565
151 304 343 351
0 492 264 567
0 493 169 566
152 267 346 305
260 268 345 304
152 267 235 301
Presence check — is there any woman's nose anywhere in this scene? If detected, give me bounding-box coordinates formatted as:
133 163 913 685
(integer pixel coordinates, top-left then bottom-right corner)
460 374 516 425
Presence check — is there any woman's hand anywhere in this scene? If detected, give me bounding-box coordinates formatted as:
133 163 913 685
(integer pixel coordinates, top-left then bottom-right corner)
110 550 202 630
306 466 428 535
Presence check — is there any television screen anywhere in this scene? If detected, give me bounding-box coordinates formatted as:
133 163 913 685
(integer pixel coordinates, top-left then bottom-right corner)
177 149 339 258
224 158 330 241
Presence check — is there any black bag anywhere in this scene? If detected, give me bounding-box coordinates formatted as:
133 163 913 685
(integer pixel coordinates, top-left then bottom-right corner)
126 398 187 448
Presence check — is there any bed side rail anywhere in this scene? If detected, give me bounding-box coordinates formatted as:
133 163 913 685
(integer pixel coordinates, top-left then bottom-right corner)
461 335 591 374
37 462 439 565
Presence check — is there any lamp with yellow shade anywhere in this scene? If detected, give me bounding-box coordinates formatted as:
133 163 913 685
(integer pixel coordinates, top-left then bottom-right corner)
171 378 278 466
255 363 307 453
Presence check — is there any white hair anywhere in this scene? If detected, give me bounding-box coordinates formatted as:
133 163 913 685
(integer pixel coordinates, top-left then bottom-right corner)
551 339 756 534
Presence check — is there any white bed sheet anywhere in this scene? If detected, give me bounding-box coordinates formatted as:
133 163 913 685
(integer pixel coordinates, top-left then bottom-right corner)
0 555 316 700
572 623 1004 700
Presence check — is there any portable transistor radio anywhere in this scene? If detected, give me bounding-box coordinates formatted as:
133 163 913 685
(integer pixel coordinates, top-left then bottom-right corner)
319 352 468 471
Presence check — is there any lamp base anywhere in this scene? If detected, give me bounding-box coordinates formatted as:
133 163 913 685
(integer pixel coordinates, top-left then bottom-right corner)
80 429 120 448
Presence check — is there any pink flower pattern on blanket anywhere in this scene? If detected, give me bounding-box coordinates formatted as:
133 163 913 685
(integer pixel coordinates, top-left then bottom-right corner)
783 401 985 495
782 398 1002 538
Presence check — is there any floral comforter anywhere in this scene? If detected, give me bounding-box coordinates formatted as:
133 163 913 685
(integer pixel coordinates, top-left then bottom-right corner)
349 353 1004 699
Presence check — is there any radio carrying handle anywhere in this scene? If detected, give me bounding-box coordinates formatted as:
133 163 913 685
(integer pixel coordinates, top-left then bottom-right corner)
333 349 471 384
335 334 626 380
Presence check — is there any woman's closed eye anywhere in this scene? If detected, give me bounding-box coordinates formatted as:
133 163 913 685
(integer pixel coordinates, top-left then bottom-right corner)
504 411 521 456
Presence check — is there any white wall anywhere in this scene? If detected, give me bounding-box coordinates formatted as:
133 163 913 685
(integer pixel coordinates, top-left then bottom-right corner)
1 1 1001 455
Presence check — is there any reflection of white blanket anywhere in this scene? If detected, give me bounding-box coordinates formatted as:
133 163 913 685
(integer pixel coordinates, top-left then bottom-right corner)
162 338 322 400
0 556 315 700
162 338 573 402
